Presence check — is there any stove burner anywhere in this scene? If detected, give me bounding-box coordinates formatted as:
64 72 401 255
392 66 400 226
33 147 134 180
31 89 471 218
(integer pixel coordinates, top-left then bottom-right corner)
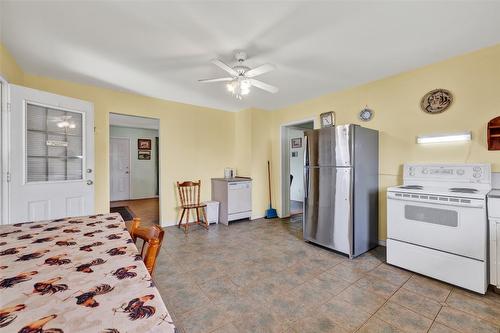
399 185 423 190
449 187 478 194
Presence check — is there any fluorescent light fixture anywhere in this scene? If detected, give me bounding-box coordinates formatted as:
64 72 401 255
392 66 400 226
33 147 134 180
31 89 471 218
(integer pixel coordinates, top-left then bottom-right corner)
417 131 471 144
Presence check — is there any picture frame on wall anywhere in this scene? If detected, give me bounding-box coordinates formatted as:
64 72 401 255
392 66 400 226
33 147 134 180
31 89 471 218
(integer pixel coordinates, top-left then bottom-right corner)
138 151 151 160
138 138 152 150
291 137 302 149
320 111 335 128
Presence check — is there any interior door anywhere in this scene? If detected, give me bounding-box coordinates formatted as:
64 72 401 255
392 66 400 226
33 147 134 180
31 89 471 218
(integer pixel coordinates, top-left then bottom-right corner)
110 137 130 201
8 84 94 223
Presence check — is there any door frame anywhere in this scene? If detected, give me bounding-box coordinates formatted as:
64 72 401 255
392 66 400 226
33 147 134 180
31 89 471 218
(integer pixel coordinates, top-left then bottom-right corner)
108 113 162 225
1 75 10 224
280 117 315 218
109 136 131 201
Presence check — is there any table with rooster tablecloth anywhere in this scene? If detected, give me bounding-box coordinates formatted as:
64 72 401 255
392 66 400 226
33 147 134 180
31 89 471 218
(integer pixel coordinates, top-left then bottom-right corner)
0 213 176 333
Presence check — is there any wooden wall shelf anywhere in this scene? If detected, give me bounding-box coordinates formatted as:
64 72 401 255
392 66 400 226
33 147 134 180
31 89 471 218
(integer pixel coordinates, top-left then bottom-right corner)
488 116 500 150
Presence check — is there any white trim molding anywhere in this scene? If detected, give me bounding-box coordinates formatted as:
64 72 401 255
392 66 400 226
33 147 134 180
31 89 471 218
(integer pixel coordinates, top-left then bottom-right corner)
279 117 315 218
0 76 9 224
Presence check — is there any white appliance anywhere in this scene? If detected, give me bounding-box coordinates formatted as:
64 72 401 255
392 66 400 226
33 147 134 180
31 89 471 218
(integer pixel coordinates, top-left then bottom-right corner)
387 163 491 294
224 168 235 179
488 190 500 291
211 178 252 225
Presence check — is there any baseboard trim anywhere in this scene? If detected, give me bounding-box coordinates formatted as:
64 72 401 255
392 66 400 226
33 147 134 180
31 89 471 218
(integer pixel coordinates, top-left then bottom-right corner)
378 240 387 247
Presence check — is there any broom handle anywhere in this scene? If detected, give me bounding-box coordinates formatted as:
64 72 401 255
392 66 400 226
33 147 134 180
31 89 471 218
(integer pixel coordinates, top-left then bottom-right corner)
267 161 272 206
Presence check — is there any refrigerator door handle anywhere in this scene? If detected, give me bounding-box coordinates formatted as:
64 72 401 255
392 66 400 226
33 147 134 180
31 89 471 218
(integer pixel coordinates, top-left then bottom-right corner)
304 167 309 198
303 134 309 167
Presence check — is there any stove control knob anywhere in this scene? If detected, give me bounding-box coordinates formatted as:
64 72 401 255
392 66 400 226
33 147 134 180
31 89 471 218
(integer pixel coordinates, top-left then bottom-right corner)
473 173 481 178
457 169 465 176
473 166 481 172
422 168 428 174
409 171 415 176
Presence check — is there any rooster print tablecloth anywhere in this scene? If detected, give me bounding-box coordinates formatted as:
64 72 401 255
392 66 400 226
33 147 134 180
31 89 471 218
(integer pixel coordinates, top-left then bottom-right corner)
0 213 176 333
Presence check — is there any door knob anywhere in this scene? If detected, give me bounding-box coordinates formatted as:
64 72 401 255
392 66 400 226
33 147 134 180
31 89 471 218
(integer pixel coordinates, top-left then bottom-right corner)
87 180 93 185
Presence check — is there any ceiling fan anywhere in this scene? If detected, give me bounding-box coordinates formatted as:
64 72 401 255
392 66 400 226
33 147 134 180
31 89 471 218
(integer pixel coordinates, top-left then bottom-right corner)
199 51 278 100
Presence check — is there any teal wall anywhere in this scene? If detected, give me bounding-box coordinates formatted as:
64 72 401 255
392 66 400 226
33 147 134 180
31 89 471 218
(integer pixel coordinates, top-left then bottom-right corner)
110 126 159 199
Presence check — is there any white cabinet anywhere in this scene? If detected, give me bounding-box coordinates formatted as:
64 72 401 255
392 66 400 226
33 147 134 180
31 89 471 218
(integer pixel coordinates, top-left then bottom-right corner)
488 190 500 291
212 178 252 225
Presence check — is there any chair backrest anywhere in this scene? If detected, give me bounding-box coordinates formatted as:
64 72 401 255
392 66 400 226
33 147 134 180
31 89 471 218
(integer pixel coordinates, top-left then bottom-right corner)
177 180 201 207
129 218 164 275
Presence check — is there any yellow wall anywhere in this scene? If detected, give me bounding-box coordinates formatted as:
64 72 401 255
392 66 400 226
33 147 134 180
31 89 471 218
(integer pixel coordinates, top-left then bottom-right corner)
23 74 236 226
0 43 24 84
234 108 272 218
2 41 500 237
270 44 500 240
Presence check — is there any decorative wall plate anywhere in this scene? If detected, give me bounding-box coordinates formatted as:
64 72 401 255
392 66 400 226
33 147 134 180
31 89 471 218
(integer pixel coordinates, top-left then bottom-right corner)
420 89 453 114
359 107 374 121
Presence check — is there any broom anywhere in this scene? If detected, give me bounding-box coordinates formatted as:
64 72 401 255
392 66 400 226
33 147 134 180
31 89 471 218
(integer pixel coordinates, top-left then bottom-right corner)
265 161 278 219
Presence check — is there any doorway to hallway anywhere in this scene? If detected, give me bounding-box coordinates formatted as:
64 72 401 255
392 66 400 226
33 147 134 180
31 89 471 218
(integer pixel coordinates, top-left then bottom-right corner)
280 119 314 218
109 113 160 224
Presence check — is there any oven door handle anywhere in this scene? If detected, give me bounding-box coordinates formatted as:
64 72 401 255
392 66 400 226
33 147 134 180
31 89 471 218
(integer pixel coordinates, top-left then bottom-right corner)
387 196 484 208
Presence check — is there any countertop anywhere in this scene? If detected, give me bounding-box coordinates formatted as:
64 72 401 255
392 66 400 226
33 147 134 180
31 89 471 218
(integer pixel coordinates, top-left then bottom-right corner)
212 177 252 182
488 189 500 198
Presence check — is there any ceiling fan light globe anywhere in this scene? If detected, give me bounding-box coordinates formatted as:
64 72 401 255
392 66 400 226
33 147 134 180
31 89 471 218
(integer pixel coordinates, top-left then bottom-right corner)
240 80 251 89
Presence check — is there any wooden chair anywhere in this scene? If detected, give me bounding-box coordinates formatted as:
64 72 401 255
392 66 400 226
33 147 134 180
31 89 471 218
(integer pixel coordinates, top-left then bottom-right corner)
129 218 164 275
176 180 209 233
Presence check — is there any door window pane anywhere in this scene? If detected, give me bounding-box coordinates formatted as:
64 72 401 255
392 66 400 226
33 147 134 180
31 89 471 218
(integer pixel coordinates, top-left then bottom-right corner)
26 103 84 182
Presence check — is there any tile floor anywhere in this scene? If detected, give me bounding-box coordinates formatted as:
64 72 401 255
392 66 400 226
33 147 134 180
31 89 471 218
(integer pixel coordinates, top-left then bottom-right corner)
153 216 500 333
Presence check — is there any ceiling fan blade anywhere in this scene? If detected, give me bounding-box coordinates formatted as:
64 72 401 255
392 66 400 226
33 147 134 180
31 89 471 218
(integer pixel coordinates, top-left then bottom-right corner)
198 77 233 83
249 79 279 93
245 64 276 78
211 59 238 76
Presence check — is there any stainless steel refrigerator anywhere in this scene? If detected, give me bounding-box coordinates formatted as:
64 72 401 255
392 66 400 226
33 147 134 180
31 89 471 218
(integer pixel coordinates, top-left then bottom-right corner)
303 124 378 258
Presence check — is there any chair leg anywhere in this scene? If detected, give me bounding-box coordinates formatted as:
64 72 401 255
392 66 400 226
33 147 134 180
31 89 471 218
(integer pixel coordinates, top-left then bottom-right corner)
202 207 209 230
184 208 190 234
178 208 186 228
195 207 200 227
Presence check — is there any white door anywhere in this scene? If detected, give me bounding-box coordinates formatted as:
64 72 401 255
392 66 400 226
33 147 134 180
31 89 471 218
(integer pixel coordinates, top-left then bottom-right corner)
110 137 130 201
8 84 94 224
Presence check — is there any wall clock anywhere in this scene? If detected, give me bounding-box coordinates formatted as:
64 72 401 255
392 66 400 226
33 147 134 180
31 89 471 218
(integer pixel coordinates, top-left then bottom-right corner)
320 111 335 128
420 89 453 114
359 107 374 121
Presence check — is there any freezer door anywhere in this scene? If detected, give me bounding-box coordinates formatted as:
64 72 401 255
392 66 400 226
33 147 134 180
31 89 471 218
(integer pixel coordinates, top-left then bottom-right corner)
304 125 353 167
303 166 353 255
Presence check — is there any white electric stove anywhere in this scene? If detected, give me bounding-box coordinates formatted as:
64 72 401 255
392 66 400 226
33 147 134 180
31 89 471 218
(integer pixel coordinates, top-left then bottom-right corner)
387 163 491 294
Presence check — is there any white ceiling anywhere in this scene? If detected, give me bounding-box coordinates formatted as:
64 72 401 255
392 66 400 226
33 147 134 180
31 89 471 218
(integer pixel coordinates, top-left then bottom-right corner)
109 113 159 130
1 1 500 112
